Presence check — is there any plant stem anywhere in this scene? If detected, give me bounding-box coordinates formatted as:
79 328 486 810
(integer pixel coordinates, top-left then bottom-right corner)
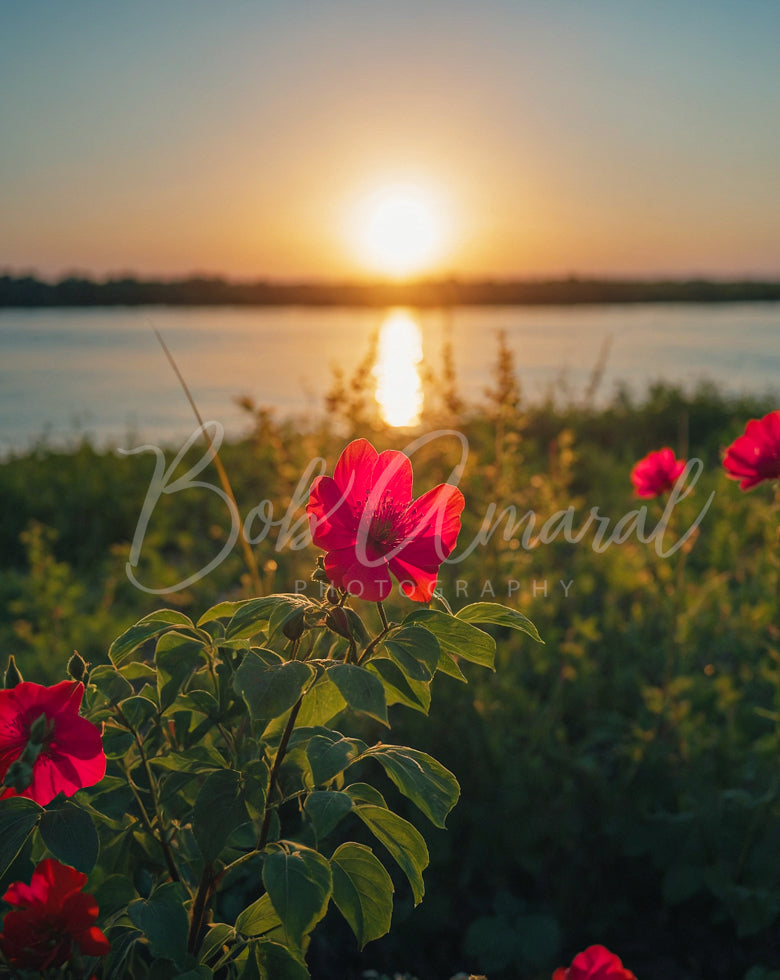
187 864 216 955
377 601 390 631
115 707 181 883
153 327 262 594
256 695 304 851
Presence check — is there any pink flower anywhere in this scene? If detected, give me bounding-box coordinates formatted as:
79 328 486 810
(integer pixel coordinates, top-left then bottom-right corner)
553 944 637 980
630 447 686 498
0 858 110 970
722 410 780 490
307 438 464 602
0 680 106 806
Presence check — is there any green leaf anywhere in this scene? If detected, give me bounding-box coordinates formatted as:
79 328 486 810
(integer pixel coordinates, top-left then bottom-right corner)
252 939 310 980
171 969 213 980
39 800 99 872
149 744 228 773
405 607 497 670
100 725 135 758
365 745 460 828
328 664 388 726
434 649 468 682
226 595 307 641
366 658 431 714
0 798 42 876
156 631 207 711
262 844 333 948
342 608 371 646
90 664 134 704
304 790 353 840
198 600 248 627
352 804 428 904
119 662 158 684
234 650 314 723
198 922 235 963
163 689 220 720
305 730 367 785
331 842 394 948
455 602 542 644
193 769 249 863
109 610 198 665
294 676 346 728
382 625 440 681
267 596 321 641
118 695 159 728
128 882 190 967
93 874 137 919
345 782 388 808
235 892 282 938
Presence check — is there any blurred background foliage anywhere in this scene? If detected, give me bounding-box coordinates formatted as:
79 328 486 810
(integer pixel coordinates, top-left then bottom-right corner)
1 337 778 980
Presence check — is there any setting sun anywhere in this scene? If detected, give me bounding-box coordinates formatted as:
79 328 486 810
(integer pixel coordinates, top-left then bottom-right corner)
349 182 446 277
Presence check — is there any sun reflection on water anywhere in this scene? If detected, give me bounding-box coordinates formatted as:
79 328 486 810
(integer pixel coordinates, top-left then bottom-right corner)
373 309 424 427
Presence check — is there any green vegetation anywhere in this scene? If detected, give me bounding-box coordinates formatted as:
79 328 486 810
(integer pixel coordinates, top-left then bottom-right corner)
1 350 778 979
3 272 780 307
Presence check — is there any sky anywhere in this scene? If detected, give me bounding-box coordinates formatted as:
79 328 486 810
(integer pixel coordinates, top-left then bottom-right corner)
1 0 779 281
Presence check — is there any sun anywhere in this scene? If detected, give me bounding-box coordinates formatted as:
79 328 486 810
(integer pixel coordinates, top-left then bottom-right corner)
350 182 446 278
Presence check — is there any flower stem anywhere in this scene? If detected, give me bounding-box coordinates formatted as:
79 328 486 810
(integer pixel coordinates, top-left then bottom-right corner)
257 695 304 851
377 601 390 631
115 706 181 883
187 864 217 955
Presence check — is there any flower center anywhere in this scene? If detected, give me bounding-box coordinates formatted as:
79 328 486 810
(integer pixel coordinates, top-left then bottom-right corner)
366 494 412 550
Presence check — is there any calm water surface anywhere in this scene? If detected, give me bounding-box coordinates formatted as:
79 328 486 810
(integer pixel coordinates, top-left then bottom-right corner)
1 303 778 453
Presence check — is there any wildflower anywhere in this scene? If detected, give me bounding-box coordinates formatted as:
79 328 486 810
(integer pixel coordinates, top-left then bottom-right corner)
722 409 780 490
0 680 106 805
630 447 686 498
553 944 637 979
307 438 464 601
0 858 110 970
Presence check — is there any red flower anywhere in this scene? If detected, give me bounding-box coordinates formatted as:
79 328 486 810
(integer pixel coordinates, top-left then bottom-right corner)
630 447 686 498
307 438 464 602
0 680 106 806
723 410 780 490
553 944 637 980
0 858 110 970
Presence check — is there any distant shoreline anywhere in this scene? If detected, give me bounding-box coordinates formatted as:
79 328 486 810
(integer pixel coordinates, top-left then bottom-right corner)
2 274 780 308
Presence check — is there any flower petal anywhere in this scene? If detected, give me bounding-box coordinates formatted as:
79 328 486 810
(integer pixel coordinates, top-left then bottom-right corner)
369 450 413 504
325 547 394 602
307 474 358 550
403 484 464 558
388 554 438 602
333 439 379 510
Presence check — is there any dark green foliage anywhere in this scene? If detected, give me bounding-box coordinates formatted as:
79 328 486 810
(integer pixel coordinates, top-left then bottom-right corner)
1 371 779 978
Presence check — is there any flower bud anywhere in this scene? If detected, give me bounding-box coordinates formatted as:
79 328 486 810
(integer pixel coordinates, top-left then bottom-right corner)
325 586 340 605
325 607 352 640
67 651 87 683
4 655 23 689
3 758 34 792
282 609 306 641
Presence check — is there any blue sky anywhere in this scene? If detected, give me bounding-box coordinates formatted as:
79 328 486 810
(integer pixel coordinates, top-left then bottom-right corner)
2 1 779 279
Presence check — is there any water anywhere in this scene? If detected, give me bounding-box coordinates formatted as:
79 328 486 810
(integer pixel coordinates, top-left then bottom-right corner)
1 303 778 454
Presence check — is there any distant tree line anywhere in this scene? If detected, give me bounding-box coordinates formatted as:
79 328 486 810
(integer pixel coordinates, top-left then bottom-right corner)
1 272 780 307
